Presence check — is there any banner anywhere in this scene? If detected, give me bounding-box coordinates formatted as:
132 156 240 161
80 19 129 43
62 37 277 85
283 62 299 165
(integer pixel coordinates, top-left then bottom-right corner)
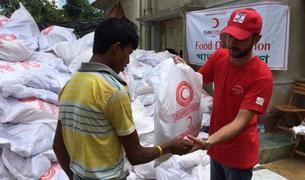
186 2 290 70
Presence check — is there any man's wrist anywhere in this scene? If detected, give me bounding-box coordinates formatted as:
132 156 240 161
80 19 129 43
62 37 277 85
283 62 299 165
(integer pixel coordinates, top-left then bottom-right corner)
160 143 170 154
201 138 212 150
155 145 163 156
205 139 211 149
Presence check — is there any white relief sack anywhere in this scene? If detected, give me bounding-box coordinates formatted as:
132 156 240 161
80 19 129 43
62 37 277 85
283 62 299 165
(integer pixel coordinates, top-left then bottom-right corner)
1 84 58 105
0 96 58 124
0 149 15 180
156 150 210 180
68 47 92 73
0 60 68 93
0 3 40 50
2 148 51 180
145 59 202 165
29 52 70 73
40 163 69 180
39 25 77 52
0 38 34 62
53 32 94 65
0 123 55 157
0 15 9 28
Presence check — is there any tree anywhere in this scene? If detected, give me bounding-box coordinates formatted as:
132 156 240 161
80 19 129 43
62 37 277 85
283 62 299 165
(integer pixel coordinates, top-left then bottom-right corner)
63 0 83 21
0 0 67 23
63 0 103 21
0 0 20 17
0 0 103 23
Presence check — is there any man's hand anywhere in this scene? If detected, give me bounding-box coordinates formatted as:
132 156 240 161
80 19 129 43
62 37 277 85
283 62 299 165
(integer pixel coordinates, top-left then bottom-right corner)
186 135 210 153
173 56 187 64
164 138 194 155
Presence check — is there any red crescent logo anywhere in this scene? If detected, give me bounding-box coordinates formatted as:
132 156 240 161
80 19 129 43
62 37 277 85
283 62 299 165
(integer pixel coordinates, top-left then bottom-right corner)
0 19 8 27
176 81 194 107
0 34 16 41
40 167 56 180
212 18 219 28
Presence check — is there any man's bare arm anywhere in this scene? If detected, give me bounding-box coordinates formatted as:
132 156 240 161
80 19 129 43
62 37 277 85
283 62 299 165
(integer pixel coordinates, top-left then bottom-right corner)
188 109 255 151
118 130 193 165
53 121 74 179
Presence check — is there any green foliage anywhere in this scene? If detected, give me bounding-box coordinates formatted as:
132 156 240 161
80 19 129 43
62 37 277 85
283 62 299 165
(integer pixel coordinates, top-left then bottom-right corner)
0 0 67 22
63 0 103 21
0 0 103 23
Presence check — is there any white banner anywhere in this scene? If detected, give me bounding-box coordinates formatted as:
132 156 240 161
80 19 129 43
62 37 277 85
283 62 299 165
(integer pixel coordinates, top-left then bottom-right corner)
186 2 290 70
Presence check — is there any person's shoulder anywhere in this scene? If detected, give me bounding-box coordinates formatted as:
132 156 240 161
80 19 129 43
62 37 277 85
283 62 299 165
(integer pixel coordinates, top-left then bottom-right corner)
253 56 273 80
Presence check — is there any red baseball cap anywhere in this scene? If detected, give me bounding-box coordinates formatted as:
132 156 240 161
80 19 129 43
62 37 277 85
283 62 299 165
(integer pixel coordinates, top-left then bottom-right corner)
221 8 262 40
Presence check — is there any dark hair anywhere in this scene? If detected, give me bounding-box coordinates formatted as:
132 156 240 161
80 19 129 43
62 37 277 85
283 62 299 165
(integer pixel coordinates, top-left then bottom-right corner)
93 17 139 54
165 48 178 55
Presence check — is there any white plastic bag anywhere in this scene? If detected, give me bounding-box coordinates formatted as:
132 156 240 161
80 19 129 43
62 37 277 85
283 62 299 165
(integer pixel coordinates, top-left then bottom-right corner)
40 163 69 180
2 148 51 180
146 59 202 164
137 94 155 106
0 3 40 50
200 95 213 113
133 161 156 179
39 26 77 52
0 96 58 124
292 122 305 136
0 61 45 86
0 123 55 157
0 15 9 27
0 60 42 74
156 150 209 180
53 32 94 65
133 50 172 67
191 163 210 180
0 62 68 93
1 85 58 104
131 100 154 146
29 52 70 73
68 47 92 73
0 39 33 61
0 149 15 180
134 80 153 96
201 113 211 127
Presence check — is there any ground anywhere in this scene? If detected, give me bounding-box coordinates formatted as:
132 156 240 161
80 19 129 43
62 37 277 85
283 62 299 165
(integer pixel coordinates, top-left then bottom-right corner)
263 155 305 180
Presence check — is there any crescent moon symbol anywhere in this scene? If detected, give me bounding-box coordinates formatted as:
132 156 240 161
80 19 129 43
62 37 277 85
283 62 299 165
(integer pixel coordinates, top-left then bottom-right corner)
212 18 219 28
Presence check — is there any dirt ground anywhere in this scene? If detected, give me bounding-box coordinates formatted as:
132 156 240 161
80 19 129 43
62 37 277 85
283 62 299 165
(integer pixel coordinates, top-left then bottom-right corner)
263 155 305 180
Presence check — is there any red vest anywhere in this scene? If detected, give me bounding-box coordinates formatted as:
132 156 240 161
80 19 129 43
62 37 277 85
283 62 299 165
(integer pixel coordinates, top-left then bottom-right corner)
198 48 273 169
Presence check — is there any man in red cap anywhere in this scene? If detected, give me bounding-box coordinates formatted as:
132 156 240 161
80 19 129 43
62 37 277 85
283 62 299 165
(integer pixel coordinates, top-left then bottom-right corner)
176 8 273 179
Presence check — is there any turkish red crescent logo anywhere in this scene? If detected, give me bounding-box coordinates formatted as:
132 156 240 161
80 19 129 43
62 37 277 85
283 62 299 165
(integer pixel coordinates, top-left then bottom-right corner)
0 19 8 26
232 85 244 95
176 81 194 107
40 167 56 179
42 26 54 35
211 18 219 28
0 34 17 41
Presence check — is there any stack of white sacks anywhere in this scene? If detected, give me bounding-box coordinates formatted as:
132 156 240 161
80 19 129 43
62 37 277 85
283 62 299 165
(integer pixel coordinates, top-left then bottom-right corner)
0 3 94 180
0 3 213 180
121 50 213 179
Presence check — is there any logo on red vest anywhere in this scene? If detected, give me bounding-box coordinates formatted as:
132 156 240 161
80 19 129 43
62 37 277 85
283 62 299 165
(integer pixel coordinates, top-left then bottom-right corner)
176 81 194 107
256 97 265 106
232 85 244 95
